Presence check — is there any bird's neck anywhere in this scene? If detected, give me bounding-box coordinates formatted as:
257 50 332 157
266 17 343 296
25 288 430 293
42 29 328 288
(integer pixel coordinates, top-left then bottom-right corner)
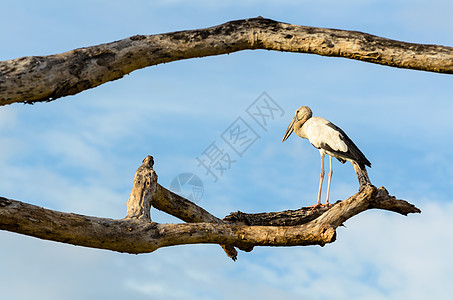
294 116 310 139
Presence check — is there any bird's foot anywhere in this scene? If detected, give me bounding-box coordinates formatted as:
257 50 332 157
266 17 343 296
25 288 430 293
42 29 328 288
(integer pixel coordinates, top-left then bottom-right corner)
309 204 321 212
308 202 331 211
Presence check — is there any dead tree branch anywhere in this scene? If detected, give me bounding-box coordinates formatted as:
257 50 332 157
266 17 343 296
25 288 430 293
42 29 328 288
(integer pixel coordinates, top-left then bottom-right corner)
0 156 420 260
1 17 452 106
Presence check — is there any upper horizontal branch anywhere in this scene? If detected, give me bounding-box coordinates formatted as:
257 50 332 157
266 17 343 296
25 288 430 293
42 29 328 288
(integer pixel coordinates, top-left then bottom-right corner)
1 17 452 106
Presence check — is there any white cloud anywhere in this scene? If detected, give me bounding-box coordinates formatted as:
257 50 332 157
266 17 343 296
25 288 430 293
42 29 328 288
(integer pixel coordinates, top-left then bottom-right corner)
2 199 447 300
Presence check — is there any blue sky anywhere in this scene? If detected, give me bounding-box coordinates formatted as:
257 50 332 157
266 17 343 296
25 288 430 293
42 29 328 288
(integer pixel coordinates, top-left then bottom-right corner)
1 1 453 299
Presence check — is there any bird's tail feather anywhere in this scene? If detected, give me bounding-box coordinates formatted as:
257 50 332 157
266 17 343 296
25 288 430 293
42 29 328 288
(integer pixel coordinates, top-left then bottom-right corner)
352 162 371 187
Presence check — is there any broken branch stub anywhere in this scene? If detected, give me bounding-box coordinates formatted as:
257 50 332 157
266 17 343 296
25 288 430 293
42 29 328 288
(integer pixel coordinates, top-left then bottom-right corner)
125 155 156 220
125 156 238 260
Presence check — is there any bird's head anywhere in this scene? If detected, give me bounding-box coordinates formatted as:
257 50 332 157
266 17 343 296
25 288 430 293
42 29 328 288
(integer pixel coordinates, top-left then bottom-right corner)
282 106 312 142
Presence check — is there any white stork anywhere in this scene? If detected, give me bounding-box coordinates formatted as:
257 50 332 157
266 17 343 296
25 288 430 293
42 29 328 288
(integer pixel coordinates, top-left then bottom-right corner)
282 106 371 207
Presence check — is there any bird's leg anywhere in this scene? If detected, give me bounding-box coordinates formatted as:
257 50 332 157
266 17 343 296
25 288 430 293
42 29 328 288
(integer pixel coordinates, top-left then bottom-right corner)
325 155 333 206
316 152 325 207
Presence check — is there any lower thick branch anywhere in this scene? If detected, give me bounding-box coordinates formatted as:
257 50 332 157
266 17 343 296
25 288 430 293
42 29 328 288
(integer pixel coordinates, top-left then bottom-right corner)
0 156 420 258
0 197 334 253
0 185 420 256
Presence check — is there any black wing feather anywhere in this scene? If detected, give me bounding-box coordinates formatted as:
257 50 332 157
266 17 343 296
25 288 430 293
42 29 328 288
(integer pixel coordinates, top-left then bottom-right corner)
325 122 371 168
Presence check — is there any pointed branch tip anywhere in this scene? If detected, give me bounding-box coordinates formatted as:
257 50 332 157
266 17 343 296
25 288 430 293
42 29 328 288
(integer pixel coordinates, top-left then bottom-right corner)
142 155 154 168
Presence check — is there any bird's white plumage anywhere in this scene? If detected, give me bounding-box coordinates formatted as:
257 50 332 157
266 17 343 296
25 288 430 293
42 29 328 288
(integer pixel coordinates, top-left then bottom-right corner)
282 105 371 206
299 117 348 153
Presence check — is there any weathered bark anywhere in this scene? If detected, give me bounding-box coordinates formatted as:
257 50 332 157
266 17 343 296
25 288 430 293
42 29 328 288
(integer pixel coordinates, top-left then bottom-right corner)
125 156 156 220
125 156 238 259
0 156 420 259
1 17 452 106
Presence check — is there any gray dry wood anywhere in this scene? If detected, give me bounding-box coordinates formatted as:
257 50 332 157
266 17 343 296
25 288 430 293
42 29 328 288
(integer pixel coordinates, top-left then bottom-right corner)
0 18 428 259
0 156 420 259
1 17 452 106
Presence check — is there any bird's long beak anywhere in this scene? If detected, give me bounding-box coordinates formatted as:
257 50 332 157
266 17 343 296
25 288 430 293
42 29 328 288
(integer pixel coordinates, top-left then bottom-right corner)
282 116 296 142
